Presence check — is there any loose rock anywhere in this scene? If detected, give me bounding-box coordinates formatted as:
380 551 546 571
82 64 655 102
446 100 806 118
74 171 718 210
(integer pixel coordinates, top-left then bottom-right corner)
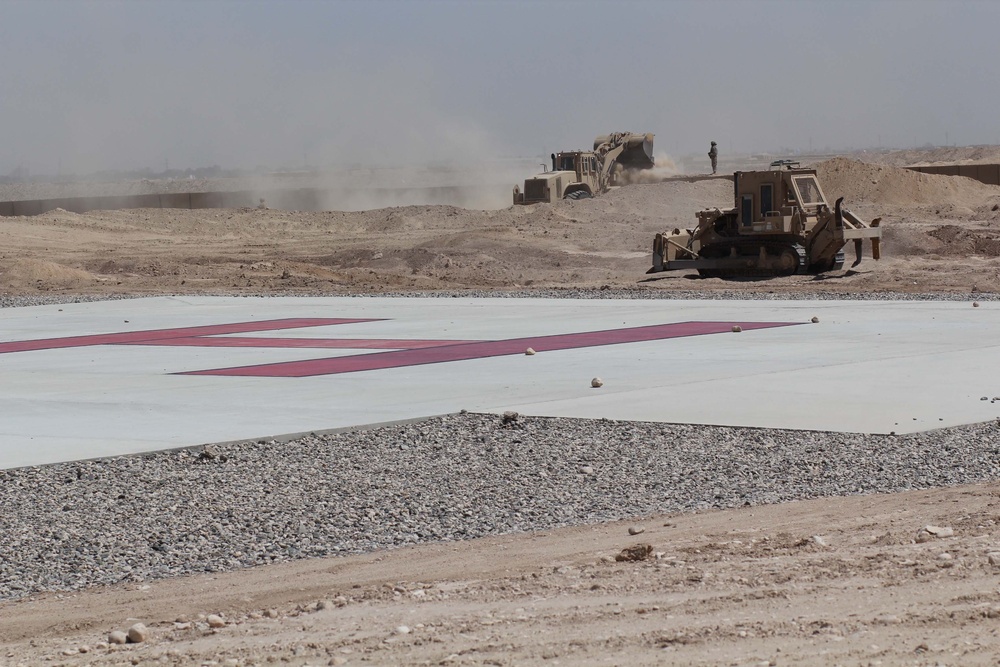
916 525 954 542
206 614 226 628
616 544 654 562
811 316 819 323
108 630 127 645
628 525 646 536
731 325 742 332
591 377 603 388
126 623 149 643
525 347 535 355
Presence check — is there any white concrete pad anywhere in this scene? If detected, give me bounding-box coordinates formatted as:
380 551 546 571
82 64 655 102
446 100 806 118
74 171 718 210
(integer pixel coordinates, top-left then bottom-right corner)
1 296 997 469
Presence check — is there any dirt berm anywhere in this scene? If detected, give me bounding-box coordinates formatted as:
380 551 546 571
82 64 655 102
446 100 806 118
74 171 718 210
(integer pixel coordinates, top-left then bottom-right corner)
2 158 1000 296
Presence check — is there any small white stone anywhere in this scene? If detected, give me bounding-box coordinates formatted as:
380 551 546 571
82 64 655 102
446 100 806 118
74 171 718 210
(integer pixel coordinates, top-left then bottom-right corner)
987 552 1000 566
591 377 603 388
628 525 646 536
581 465 594 475
395 625 411 635
731 325 742 333
525 347 536 355
108 630 128 645
812 535 828 547
206 614 226 628
938 552 953 560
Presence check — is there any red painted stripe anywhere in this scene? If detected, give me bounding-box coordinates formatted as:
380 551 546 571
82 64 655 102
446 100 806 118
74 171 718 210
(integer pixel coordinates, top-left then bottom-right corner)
124 337 477 350
184 321 800 378
0 318 379 354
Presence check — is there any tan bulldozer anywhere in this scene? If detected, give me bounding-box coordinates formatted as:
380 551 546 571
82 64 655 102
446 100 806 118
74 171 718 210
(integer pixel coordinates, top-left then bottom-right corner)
513 132 654 205
647 163 882 277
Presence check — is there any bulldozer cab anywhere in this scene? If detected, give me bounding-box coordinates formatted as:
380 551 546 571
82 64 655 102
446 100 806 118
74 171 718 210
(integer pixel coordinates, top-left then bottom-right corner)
733 168 828 232
552 151 598 178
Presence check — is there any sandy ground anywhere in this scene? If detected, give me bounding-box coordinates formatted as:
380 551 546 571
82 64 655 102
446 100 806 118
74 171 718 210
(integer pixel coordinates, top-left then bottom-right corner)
4 149 1000 665
2 156 1000 296
5 484 1000 666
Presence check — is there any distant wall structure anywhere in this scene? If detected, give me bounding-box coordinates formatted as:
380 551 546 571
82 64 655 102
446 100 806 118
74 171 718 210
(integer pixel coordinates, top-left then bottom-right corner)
0 185 507 217
905 164 1000 186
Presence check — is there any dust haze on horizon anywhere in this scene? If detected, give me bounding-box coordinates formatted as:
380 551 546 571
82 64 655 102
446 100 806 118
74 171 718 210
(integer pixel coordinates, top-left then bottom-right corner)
1 0 997 178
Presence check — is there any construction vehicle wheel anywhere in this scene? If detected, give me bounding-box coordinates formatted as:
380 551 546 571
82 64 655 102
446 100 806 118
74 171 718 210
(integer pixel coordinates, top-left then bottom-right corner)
576 191 592 199
776 247 800 276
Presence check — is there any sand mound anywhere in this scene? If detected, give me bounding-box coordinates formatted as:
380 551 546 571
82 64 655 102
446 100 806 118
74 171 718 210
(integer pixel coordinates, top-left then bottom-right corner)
816 157 1000 208
1 259 97 289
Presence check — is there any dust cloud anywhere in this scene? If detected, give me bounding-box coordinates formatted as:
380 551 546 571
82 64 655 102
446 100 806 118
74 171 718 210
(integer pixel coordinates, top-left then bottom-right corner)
619 151 681 184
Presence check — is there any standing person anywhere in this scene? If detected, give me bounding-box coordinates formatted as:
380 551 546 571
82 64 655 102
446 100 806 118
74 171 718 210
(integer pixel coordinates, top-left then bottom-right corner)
708 141 718 175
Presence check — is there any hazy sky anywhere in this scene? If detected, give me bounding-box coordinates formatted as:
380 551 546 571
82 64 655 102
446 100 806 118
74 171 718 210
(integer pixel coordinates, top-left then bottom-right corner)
1 0 997 175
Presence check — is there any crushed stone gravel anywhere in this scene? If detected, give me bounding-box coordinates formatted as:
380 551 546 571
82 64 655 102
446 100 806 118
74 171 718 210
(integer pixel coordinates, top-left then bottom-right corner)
2 413 1000 601
1 289 998 311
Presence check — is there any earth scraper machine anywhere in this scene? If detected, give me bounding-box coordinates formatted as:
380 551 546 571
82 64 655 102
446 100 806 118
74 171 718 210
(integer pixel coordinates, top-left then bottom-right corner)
513 132 655 204
647 163 882 277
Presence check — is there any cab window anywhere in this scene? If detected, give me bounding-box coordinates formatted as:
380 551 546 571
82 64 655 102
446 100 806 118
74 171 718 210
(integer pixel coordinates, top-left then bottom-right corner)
792 175 824 205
